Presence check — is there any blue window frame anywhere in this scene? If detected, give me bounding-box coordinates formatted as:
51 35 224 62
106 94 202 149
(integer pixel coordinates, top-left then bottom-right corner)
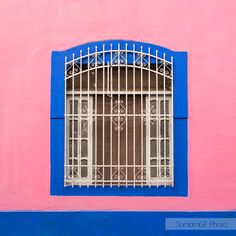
50 40 187 196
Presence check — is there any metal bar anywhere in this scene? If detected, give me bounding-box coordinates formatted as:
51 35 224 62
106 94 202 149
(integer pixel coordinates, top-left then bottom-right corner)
171 56 174 186
163 53 166 187
118 43 121 187
110 44 113 187
156 50 160 185
64 56 67 186
94 46 98 187
79 50 82 186
65 179 173 184
66 65 173 81
132 44 136 187
148 48 151 187
72 53 75 187
66 49 172 65
66 114 172 118
66 164 172 167
102 44 105 187
145 96 150 184
140 46 144 187
87 47 90 187
125 43 128 188
68 137 169 141
88 96 93 185
66 91 172 95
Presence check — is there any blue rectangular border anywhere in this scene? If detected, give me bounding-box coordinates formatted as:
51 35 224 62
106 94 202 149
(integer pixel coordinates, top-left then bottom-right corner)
50 40 188 196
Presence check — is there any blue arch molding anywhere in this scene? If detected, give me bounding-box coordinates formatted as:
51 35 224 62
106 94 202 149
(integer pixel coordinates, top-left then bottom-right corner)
50 40 188 196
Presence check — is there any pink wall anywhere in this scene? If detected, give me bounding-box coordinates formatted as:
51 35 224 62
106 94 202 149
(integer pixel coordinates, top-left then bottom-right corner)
0 0 236 211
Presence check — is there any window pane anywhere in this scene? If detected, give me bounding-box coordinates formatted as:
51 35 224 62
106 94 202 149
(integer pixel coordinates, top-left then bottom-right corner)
69 140 78 157
166 140 169 157
166 167 170 177
161 140 164 157
75 100 78 114
74 140 78 157
161 158 170 166
150 140 157 157
160 100 169 114
69 120 72 137
150 159 157 178
165 100 169 114
69 100 78 114
81 100 88 114
150 100 157 114
68 158 79 178
81 159 88 178
161 140 169 157
161 119 169 138
69 120 78 138
160 166 170 178
81 140 88 157
81 120 88 138
161 167 165 177
69 158 78 166
69 140 72 157
150 120 157 137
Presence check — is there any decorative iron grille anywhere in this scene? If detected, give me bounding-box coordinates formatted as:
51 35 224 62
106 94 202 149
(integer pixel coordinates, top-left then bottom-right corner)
64 43 173 187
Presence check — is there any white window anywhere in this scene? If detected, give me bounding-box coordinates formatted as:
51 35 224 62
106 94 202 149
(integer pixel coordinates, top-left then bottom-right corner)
66 96 93 185
64 44 173 187
146 96 172 185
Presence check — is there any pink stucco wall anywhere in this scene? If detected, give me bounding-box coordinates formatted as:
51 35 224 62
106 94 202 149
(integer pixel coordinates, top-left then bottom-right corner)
0 0 236 211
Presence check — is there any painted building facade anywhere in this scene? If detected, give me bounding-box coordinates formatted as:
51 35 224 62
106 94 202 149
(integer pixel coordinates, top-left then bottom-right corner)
0 0 236 234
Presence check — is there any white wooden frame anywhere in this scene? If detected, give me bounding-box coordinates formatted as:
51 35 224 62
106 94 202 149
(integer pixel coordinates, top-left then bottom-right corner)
145 96 173 185
65 96 93 186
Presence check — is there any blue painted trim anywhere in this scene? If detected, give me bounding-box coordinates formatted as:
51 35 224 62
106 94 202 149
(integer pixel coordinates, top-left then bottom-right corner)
0 211 236 236
173 52 188 118
50 119 64 195
50 40 188 196
51 52 65 119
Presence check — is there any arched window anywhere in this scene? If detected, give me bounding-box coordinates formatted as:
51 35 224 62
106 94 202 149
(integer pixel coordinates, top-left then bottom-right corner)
50 40 187 196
